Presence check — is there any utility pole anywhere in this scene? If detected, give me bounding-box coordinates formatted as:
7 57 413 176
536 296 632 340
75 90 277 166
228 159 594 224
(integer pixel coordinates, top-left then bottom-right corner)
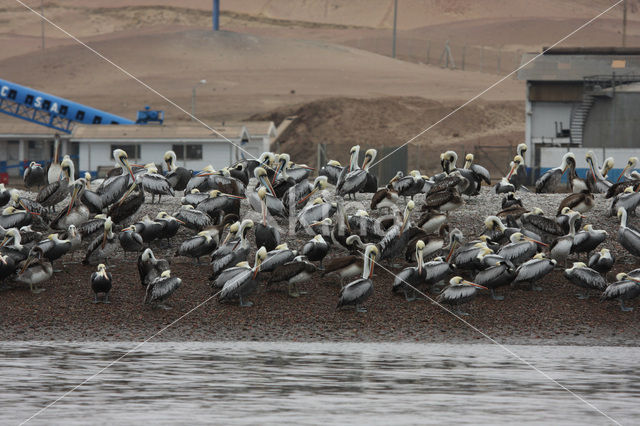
392 0 398 58
622 0 627 47
213 0 220 31
41 0 45 50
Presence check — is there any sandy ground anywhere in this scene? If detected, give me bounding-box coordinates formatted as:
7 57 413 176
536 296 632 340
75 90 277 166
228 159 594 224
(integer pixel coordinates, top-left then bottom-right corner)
2 183 640 345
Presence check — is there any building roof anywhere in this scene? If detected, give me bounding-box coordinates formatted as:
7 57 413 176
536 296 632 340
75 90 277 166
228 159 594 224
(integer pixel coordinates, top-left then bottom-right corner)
71 124 249 141
240 121 277 138
517 51 640 82
0 116 63 137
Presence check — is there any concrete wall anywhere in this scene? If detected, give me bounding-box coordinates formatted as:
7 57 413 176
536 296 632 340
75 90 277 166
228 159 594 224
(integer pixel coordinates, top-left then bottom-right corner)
583 93 640 148
530 102 575 139
537 146 639 182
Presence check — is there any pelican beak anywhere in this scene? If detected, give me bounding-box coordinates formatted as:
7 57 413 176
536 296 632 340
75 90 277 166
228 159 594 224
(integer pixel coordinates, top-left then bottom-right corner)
174 218 186 225
0 236 8 247
67 185 80 216
628 277 640 284
369 253 376 277
309 220 325 227
253 258 263 278
101 227 108 249
297 187 318 205
506 163 517 179
445 240 458 262
617 165 629 183
20 255 33 275
361 156 370 170
0 256 6 265
464 280 488 290
260 175 276 196
524 236 548 247
272 161 283 184
124 159 136 181
223 193 245 199
400 211 410 234
118 182 137 206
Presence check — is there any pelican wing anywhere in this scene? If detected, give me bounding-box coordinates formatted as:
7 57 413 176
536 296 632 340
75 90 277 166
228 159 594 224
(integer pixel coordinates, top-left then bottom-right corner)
269 260 313 284
524 214 563 236
177 235 206 255
602 280 640 300
219 268 253 299
338 279 372 305
535 167 562 193
565 267 606 290
514 258 554 282
261 250 295 273
77 218 105 237
175 208 212 230
338 170 367 195
437 285 476 302
470 164 491 184
148 276 182 301
212 265 250 289
140 174 174 196
323 255 359 274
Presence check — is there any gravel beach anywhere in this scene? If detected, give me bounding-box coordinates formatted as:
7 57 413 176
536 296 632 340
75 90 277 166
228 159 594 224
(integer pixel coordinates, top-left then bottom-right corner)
2 184 640 345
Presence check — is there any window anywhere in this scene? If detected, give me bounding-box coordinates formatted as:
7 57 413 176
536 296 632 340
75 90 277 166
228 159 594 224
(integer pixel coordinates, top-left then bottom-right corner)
8 89 17 100
42 100 51 110
172 144 203 160
75 110 85 120
110 144 140 160
59 105 68 116
25 95 34 105
92 116 102 124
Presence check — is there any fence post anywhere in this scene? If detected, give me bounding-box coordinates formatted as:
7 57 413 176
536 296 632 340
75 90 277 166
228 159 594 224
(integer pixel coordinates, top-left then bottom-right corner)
461 44 466 70
317 143 327 172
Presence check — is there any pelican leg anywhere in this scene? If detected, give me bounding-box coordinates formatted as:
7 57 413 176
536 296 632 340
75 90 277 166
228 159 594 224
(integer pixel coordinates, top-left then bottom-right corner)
355 304 367 313
490 289 505 301
30 284 45 294
238 294 254 307
295 283 308 295
455 308 470 316
157 303 172 310
93 294 100 304
288 282 300 298
576 293 590 300
529 282 543 291
620 300 633 312
103 293 110 304
404 288 416 302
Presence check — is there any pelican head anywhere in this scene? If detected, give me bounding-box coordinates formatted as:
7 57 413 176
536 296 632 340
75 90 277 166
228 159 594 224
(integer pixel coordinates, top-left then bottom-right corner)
517 143 527 157
603 157 615 175
362 149 377 170
97 263 108 277
161 270 171 278
164 150 177 170
560 152 575 175
113 149 135 181
618 157 638 182
254 167 275 195
363 244 379 279
532 207 544 215
449 276 488 290
327 160 341 167
254 246 268 276
258 152 275 168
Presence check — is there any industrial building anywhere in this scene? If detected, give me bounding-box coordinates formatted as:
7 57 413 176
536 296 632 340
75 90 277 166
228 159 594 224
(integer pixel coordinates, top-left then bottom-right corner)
517 47 640 180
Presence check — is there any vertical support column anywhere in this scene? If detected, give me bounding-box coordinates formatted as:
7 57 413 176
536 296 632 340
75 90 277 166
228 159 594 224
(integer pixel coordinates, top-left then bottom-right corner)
213 0 220 31
18 139 26 163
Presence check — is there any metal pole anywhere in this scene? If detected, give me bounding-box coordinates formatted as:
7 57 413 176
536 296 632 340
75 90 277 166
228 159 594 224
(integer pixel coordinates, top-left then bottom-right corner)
392 0 398 58
213 0 220 31
41 0 44 50
622 0 627 47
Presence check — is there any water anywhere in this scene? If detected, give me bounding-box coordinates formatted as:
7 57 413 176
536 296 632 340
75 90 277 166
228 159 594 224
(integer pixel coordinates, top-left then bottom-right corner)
1 342 637 425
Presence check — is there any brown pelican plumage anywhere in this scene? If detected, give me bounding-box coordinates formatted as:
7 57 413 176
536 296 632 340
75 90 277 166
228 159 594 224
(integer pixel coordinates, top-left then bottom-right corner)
337 244 378 312
154 212 182 246
572 224 607 259
137 247 170 287
196 190 242 218
33 233 72 271
77 214 107 239
473 260 516 301
83 217 118 266
609 186 640 217
23 162 46 189
219 247 267 307
15 245 52 293
0 254 17 289
337 149 376 198
557 190 594 215
502 192 523 210
318 160 343 185
606 157 639 198
508 144 528 190
463 153 491 193
588 248 615 276
107 175 145 224
50 179 90 230
267 255 317 297
36 156 73 211
585 151 613 193
347 209 385 242
210 219 254 279
392 240 426 301
370 186 399 214
91 264 112 303
133 215 164 246
563 262 607 299
0 207 33 230
512 253 556 291
255 187 280 251
177 229 218 264
422 187 463 215
535 152 574 193
211 261 250 290
164 150 192 192
0 184 9 208
520 208 564 244
185 165 215 193
556 206 583 235
47 133 62 184
118 226 144 258
296 197 336 233
617 207 640 257
497 232 545 266
0 228 29 264
378 200 418 261
174 205 212 231
250 167 285 218
437 276 487 315
138 163 174 203
336 145 360 191
145 269 182 309
182 189 209 206
302 234 330 268
285 176 328 210
601 272 640 311
96 149 138 207
391 170 425 201
259 243 296 273
322 249 365 288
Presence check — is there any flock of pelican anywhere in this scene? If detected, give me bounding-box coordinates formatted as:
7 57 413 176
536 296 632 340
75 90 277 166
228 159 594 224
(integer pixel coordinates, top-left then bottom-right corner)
1 142 639 315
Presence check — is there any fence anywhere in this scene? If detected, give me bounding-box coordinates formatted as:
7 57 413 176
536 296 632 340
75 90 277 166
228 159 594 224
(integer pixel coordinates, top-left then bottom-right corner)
346 35 522 75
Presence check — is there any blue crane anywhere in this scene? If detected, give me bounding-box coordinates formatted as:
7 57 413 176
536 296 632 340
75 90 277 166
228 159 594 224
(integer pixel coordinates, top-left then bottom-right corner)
0 78 163 133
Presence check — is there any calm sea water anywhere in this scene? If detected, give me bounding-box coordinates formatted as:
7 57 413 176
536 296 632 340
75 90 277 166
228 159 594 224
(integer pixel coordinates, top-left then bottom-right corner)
1 341 637 425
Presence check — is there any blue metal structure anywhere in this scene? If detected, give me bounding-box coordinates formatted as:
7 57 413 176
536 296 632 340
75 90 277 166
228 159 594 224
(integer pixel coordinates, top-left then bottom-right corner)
213 0 220 31
0 78 135 133
136 105 164 124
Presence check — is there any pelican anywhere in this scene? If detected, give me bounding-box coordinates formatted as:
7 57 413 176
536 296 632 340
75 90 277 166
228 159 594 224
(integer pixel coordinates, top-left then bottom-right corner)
185 165 215 193
563 262 607 299
605 157 639 198
255 187 280 251
196 190 242 219
370 186 399 214
556 206 583 235
23 162 46 189
423 256 455 291
0 207 33 230
337 245 378 313
336 145 360 190
347 209 385 242
83 217 118 266
463 153 491 194
392 240 426 301
572 224 607 259
155 212 182 246
502 193 523 210
588 248 615 276
182 189 209 206
494 177 516 194
133 215 163 246
0 254 17 289
296 197 336 233
174 205 212 231
34 233 72 271
137 248 170 287
50 179 90 230
322 249 366 288
0 184 9 208
617 207 640 257
318 160 343 185
96 149 137 207
391 170 423 201
15 245 52 293
77 214 107 239
474 261 516 301
378 200 418 261
337 149 376 198
0 228 29 264
497 232 545 266
512 253 556 291
585 151 613 193
535 152 574 193
91 264 112 303
437 276 487 316
249 167 285 218
302 234 330 269
550 210 580 266
139 163 174 203
520 208 564 244
267 255 317 297
210 219 254 279
118 226 144 258
259 243 296 274
422 187 463 215
601 272 640 311
219 247 267 307
508 144 528 190
176 229 218 264
286 176 328 210
144 269 182 309
557 190 594 215
47 133 62 184
107 175 145 224
212 261 250 290
415 209 445 235
609 186 640 217
37 156 73 211
164 150 192 192
405 224 453 261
